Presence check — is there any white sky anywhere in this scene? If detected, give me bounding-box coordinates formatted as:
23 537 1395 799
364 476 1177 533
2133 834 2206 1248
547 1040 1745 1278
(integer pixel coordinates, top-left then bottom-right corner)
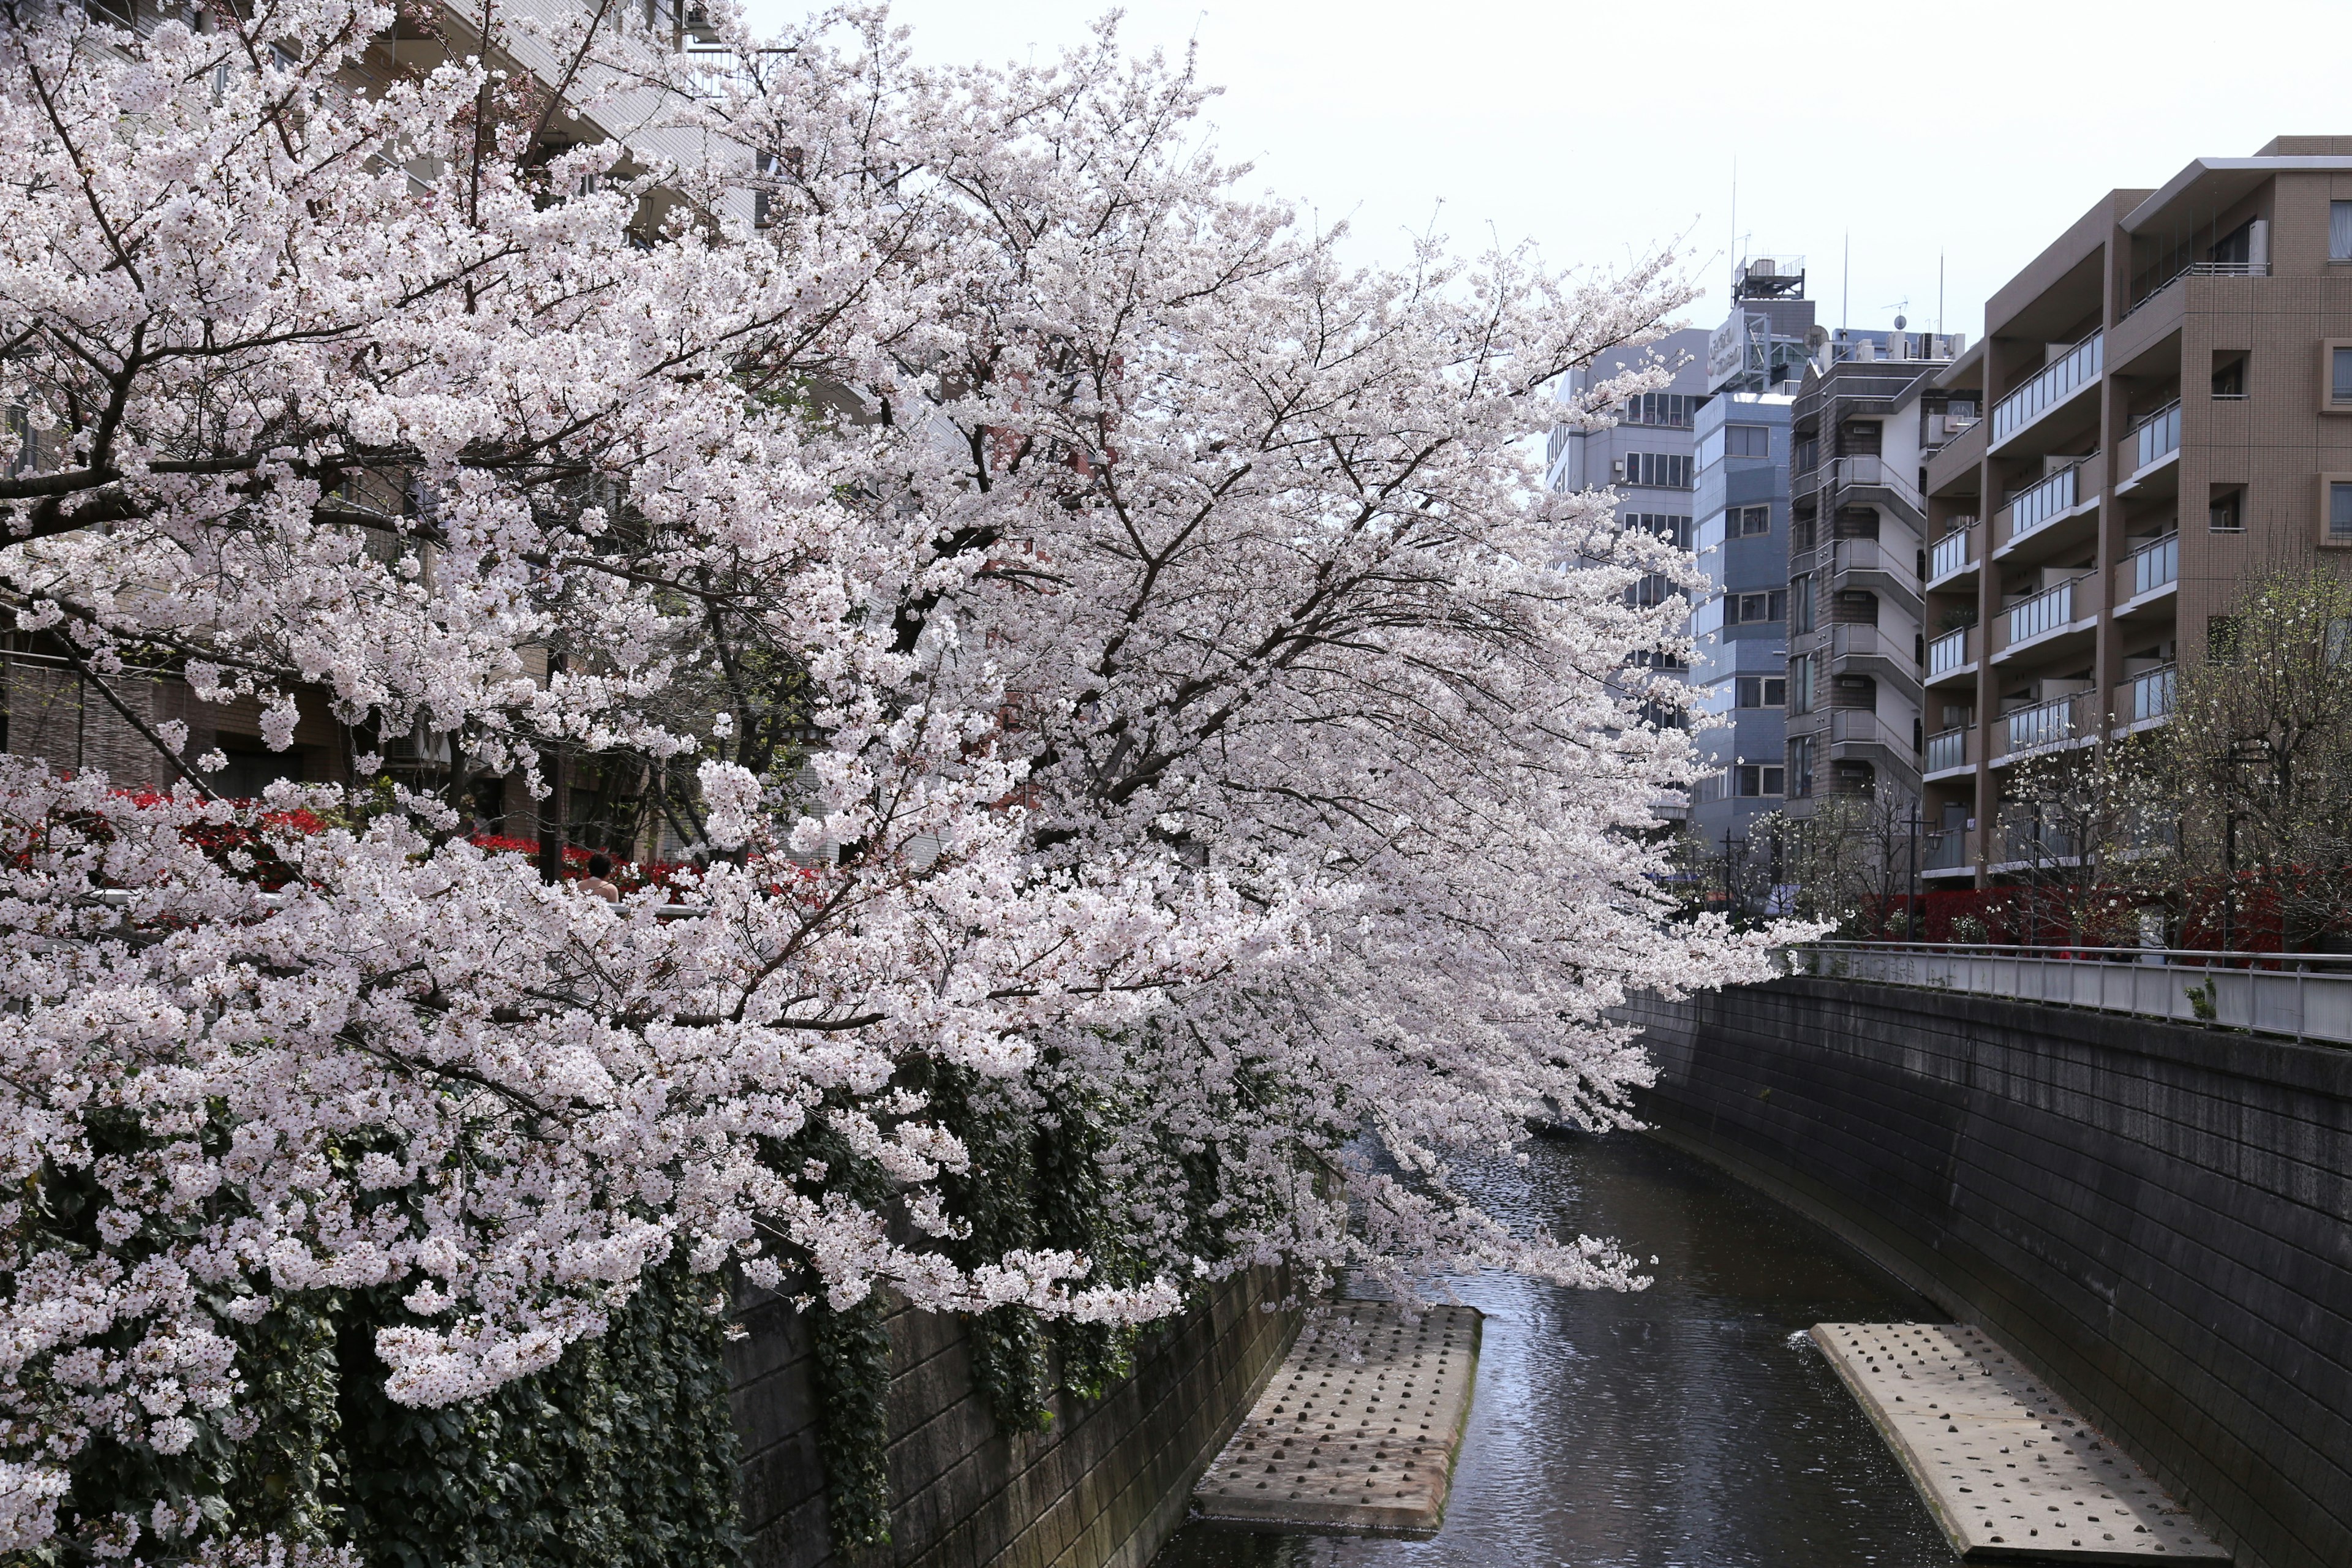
734 0 2352 343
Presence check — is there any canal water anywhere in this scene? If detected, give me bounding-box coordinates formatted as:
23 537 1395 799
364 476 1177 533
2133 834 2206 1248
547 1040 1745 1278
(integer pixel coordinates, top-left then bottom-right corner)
1152 1129 1954 1568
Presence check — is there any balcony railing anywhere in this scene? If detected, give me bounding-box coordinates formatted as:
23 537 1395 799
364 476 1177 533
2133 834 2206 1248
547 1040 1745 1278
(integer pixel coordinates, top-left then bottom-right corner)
2004 462 2081 544
1991 331 2102 445
2117 663 2177 725
2005 576 2079 647
2122 533 2179 600
1927 626 1973 676
1826 707 1920 756
1789 942 2352 1047
1818 454 1927 514
2001 691 2085 755
1924 726 1968 774
2119 259 2273 325
1929 522 1976 581
2131 400 2182 473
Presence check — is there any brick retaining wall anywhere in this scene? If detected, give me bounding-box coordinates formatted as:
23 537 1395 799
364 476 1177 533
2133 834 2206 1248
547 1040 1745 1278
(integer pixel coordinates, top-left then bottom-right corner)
727 1269 1295 1568
1626 977 2351 1568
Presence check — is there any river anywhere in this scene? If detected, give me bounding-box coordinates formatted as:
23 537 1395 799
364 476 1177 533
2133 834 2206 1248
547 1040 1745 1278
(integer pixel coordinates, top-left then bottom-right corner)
1151 1128 1954 1568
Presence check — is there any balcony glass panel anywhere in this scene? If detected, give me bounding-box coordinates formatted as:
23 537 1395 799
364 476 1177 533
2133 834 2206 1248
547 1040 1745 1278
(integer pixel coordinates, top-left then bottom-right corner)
2002 698 2077 754
2132 401 2181 472
1928 627 1971 676
1924 830 1969 870
1924 727 1967 773
1931 523 1973 580
2129 534 2179 598
1991 331 2102 445
2121 665 2176 724
2007 464 2079 542
2006 578 2076 646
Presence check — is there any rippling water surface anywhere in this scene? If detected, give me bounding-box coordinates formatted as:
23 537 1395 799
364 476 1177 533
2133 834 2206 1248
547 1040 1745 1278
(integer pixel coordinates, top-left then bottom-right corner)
1151 1131 1953 1568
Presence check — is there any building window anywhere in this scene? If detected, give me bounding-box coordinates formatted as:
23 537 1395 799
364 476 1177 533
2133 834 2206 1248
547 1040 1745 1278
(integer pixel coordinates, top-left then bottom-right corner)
1619 453 1694 489
1621 393 1695 428
1790 654 1817 714
1735 676 1787 708
2211 353 2246 399
2329 477 2352 546
1787 736 1815 797
2333 201 2352 262
1733 764 1786 797
2334 348 2352 405
1728 590 1788 625
1734 505 1772 537
1725 423 1771 458
2209 487 2244 533
1789 573 1815 634
1623 512 1692 549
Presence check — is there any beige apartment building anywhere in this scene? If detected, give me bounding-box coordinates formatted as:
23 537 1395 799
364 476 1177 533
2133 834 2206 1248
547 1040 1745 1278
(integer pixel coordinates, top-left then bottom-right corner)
1917 137 2352 883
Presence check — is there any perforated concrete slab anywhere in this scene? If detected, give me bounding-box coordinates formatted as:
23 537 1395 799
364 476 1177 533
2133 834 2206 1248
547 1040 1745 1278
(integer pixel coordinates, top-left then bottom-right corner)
1192 1300 1480 1537
1813 1322 2230 1562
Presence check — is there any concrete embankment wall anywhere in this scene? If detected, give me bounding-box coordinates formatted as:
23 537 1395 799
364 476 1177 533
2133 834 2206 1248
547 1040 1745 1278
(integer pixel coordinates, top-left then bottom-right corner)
726 1270 1294 1568
1626 976 2351 1568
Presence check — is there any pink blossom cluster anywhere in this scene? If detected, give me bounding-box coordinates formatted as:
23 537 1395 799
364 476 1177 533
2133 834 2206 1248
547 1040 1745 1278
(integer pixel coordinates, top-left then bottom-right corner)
0 0 1814 1552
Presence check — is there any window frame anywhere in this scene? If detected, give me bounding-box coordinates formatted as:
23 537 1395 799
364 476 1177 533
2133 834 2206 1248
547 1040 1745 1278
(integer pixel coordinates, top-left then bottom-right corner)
2323 473 2352 548
2321 341 2352 413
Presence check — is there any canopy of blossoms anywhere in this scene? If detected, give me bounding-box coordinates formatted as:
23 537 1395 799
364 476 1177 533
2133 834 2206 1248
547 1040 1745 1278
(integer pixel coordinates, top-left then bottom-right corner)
0 0 1806 1555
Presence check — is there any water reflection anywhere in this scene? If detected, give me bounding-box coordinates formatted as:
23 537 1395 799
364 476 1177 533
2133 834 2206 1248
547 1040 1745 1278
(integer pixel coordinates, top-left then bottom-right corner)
1153 1131 1953 1568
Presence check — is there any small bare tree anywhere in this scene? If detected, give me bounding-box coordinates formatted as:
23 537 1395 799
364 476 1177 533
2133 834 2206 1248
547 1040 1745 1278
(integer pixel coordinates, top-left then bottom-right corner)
1996 731 2171 948
2163 567 2352 951
1771 789 1924 940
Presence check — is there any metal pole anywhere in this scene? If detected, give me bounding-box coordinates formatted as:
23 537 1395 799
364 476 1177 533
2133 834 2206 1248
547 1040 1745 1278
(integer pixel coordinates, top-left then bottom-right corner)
1909 803 1921 943
2222 811 2237 957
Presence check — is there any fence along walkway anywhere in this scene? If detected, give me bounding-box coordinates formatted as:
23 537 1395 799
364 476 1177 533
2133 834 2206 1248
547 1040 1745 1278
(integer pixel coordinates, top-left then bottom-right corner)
1792 943 2352 1046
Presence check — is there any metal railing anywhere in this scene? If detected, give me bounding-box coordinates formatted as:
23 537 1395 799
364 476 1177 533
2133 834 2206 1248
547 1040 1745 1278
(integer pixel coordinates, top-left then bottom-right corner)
2117 663 2176 725
1991 331 2102 445
2000 691 2084 754
2132 400 2181 472
1819 454 1927 514
2004 462 2081 543
2005 576 2079 647
1929 522 1976 581
1924 726 1968 774
2124 533 2179 599
2118 260 2271 325
1790 941 2352 1046
1928 626 1973 676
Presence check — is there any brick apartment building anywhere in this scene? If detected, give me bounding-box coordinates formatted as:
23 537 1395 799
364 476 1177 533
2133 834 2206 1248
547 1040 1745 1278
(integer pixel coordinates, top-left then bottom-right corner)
1917 137 2352 884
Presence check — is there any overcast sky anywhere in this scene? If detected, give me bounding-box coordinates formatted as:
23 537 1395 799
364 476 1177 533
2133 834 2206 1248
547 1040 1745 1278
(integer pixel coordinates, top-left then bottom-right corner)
735 0 2351 344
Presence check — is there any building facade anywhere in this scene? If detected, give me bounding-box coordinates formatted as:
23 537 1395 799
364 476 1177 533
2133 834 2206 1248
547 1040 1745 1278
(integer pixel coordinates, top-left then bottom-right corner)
1784 331 1972 817
1919 137 2352 883
1686 260 1817 846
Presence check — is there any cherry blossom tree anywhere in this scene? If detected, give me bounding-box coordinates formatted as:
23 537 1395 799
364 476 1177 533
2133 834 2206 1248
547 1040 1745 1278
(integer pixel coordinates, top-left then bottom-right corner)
0 1 1804 1556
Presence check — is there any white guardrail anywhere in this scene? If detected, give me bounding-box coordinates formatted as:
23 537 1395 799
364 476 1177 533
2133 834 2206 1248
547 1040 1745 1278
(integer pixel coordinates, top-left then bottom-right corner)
1792 941 2352 1046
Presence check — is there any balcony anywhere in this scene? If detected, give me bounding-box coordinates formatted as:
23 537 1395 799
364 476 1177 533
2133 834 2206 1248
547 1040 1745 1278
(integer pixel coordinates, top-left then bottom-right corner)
2129 400 2181 476
1998 691 2089 758
2004 575 2082 649
1924 726 1969 777
2115 533 2179 611
2114 664 2176 728
1999 461 2087 552
1928 520 1978 584
1989 331 2102 449
1923 829 1973 873
1812 454 1927 520
1825 707 1921 763
1926 625 1975 682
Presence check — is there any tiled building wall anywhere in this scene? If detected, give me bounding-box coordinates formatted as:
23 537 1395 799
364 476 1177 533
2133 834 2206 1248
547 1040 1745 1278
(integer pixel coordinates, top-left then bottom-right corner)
1624 978 2350 1568
731 1268 1297 1568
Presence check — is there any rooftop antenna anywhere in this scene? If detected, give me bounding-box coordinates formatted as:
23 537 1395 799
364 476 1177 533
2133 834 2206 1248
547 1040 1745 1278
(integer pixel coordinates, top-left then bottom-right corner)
1729 156 1738 296
1938 251 1947 337
1841 232 1850 331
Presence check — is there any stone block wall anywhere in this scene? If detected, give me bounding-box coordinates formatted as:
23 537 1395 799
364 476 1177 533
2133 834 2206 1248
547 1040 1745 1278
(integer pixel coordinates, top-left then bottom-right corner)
728 1269 1295 1568
1627 977 2350 1568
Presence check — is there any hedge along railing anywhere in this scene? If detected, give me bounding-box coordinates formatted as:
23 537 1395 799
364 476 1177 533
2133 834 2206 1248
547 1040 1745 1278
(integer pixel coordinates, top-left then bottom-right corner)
1790 941 2352 1046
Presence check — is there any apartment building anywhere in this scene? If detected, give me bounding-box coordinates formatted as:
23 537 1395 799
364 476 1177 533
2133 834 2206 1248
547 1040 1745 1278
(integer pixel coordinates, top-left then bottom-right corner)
1549 328 1714 817
1686 258 1817 845
1918 137 2352 883
1783 330 1972 816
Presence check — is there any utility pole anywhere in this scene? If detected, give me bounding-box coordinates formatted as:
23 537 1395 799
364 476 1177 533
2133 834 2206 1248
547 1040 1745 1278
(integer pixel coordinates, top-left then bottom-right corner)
1909 801 1921 943
538 650 569 884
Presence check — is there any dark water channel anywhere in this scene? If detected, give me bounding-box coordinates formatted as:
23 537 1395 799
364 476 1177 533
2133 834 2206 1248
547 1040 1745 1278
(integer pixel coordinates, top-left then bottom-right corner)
1152 1130 1956 1568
